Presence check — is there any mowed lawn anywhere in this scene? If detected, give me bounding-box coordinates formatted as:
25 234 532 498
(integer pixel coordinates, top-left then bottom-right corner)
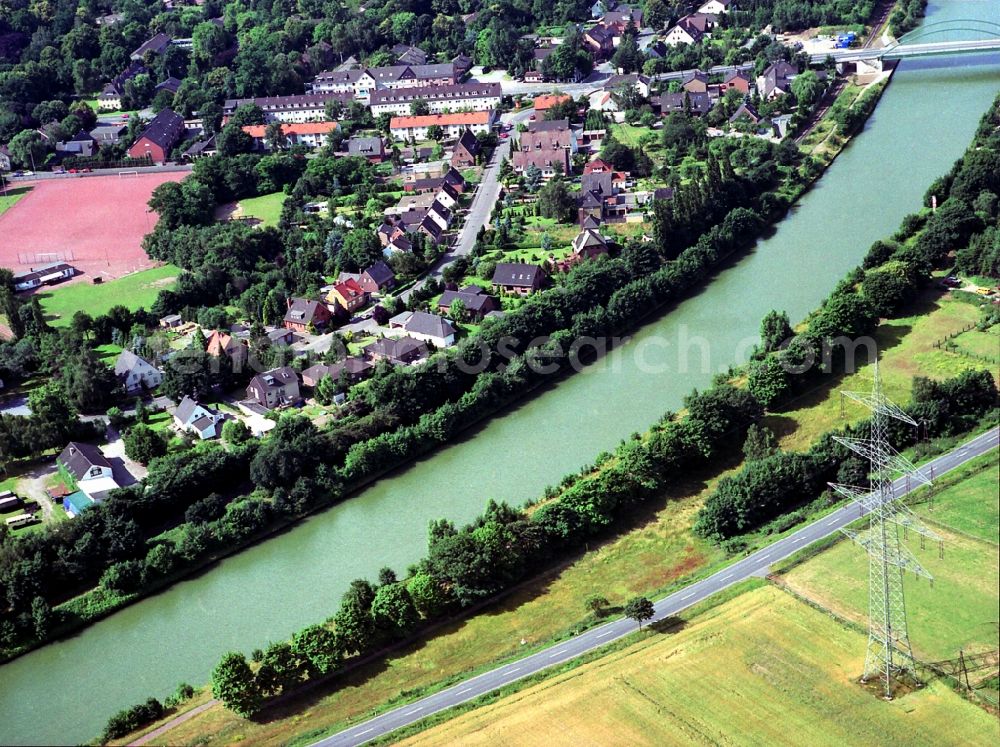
237 191 286 227
781 455 1000 661
37 265 180 325
911 452 999 543
0 185 32 216
398 586 999 747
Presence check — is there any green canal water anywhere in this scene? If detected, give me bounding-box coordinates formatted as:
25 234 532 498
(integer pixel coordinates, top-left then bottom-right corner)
2 7 998 745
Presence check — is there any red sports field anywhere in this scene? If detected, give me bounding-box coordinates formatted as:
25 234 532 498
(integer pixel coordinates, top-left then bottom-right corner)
0 172 186 282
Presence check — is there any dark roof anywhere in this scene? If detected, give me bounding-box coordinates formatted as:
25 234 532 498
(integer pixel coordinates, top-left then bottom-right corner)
393 44 428 65
59 442 111 480
347 136 384 156
581 172 613 197
132 33 172 59
454 128 481 156
410 63 455 79
135 108 184 149
369 82 501 107
526 118 571 133
367 335 428 362
438 286 498 312
492 263 544 287
284 297 328 325
655 92 714 115
223 92 351 114
363 260 395 287
249 367 298 390
174 395 200 424
303 356 373 382
443 167 466 189
155 76 182 94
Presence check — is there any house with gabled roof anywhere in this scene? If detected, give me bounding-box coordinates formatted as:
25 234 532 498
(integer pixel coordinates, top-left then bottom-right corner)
246 367 301 409
389 310 457 348
365 335 429 365
757 61 798 100
206 330 249 371
451 129 481 168
173 396 224 440
131 32 173 61
58 442 119 502
114 350 162 393
492 263 545 295
301 356 374 388
326 279 368 314
284 297 333 332
437 285 500 320
127 108 185 164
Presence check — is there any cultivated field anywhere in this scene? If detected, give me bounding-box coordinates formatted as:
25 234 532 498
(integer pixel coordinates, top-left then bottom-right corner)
398 585 999 747
780 452 1000 662
0 172 184 282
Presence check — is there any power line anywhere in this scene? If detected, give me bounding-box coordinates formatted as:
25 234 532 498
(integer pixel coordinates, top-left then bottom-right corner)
831 359 942 699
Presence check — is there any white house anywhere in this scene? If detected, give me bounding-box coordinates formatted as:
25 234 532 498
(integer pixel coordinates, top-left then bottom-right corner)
369 83 502 117
310 69 378 100
389 110 497 141
58 442 120 501
114 350 162 393
173 396 225 439
388 310 457 348
698 0 732 14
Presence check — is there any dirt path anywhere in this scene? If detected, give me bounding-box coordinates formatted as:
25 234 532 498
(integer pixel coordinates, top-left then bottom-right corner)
129 700 219 746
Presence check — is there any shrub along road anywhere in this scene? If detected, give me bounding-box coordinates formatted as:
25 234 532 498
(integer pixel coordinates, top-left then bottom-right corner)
312 427 1000 747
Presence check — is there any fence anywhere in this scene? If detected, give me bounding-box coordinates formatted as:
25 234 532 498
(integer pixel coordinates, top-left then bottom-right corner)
931 321 1000 365
16 250 76 265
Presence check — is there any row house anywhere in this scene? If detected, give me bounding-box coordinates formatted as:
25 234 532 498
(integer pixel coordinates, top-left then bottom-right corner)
222 92 352 124
389 110 497 141
127 108 185 164
242 121 338 150
312 63 458 102
369 82 501 117
511 120 577 178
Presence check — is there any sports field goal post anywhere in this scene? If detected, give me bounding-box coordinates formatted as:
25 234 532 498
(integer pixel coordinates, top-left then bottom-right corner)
118 170 140 178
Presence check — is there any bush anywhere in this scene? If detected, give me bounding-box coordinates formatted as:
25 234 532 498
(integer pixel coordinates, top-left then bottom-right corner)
101 697 164 742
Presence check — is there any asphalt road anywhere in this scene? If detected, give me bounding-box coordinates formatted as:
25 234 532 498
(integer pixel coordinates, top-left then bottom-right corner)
399 106 535 301
314 426 999 747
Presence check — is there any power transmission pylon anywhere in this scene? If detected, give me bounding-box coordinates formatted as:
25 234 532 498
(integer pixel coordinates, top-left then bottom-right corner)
830 360 941 699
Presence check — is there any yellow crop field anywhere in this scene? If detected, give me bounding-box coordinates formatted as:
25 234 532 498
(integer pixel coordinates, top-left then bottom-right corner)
400 585 998 747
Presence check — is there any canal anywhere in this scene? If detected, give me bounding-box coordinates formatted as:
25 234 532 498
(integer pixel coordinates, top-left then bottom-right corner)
2 5 998 744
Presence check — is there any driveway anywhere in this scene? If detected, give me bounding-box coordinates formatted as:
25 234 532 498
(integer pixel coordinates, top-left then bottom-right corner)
102 426 147 482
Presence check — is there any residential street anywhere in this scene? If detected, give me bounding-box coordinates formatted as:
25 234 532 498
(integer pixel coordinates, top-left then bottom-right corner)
310 427 1000 747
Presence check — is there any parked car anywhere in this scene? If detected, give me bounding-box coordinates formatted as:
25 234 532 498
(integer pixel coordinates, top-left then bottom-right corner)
975 286 992 296
941 276 962 288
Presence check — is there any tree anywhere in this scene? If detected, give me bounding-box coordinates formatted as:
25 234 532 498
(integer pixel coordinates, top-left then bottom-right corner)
746 356 789 409
370 582 419 639
265 121 287 151
624 596 655 629
8 129 46 169
124 424 168 464
537 177 576 222
333 578 375 654
216 123 255 157
291 624 342 676
31 595 53 639
743 423 778 461
524 164 542 193
760 310 793 353
585 594 610 616
222 419 252 444
212 652 262 718
315 374 339 405
427 124 444 141
448 299 467 323
411 99 429 116
406 573 451 618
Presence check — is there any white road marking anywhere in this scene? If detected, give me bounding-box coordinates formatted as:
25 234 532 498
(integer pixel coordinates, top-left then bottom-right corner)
596 630 614 638
508 667 520 673
549 649 568 658
721 574 733 581
357 728 373 736
406 707 423 716
758 554 771 561
681 592 695 600
827 518 840 526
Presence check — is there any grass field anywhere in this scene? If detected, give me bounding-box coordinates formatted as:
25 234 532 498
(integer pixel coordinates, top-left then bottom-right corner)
236 191 286 227
911 451 999 543
398 585 999 747
767 290 995 451
37 265 180 325
0 185 31 217
781 455 1000 662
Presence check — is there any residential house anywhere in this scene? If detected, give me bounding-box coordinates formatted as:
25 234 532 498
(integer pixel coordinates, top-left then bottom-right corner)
426 200 451 232
665 13 714 46
127 108 185 164
418 214 444 243
492 263 545 295
183 135 217 160
729 101 763 126
337 263 395 295
246 367 301 409
389 110 497 141
533 94 572 114
131 32 172 61
578 171 614 224
369 82 501 117
89 122 127 145
433 182 460 210
173 396 224 439
756 61 798 100
384 234 413 255
206 329 249 371
56 130 98 159
698 0 732 14
582 24 616 59
223 92 352 124
605 73 652 98
571 228 609 260
346 135 386 162
159 314 183 328
12 262 76 292
452 53 473 78
512 120 576 178
393 44 428 65
301 356 374 388
114 350 162 393
443 167 468 193
654 92 714 116
719 70 751 96
242 121 338 151
389 310 457 348
96 60 147 110
365 335 429 365
310 68 378 99
377 220 407 247
681 71 709 94
437 285 500 320
58 442 118 501
284 297 334 331
450 128 481 168
326 279 368 314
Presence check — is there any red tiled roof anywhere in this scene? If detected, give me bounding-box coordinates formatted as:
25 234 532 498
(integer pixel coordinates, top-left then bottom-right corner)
390 111 493 128
242 122 338 137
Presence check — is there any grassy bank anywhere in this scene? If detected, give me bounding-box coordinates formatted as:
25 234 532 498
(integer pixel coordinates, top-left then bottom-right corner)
235 191 286 227
395 585 999 746
0 184 32 217
38 265 180 325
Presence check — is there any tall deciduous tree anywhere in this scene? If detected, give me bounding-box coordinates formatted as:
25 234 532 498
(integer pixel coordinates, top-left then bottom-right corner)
624 596 655 629
212 652 262 717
